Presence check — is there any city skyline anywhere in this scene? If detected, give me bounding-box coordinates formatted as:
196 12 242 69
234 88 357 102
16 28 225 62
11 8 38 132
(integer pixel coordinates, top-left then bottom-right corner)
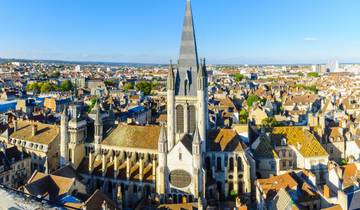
1 0 360 64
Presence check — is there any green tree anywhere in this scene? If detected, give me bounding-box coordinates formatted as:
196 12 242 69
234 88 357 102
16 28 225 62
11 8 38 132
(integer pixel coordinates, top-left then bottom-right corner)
123 82 134 91
60 80 73 92
136 81 153 95
297 72 304 77
229 190 238 201
239 109 249 124
234 73 245 82
49 71 60 78
105 79 117 87
40 82 54 93
87 97 98 113
247 94 260 107
261 117 281 127
307 72 320 77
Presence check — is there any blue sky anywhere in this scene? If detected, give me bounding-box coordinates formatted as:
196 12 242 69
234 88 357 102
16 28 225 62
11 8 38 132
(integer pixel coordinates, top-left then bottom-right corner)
1 0 360 64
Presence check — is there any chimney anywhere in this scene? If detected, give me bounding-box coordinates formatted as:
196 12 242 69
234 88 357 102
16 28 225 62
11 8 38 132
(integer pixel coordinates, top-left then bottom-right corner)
32 123 38 136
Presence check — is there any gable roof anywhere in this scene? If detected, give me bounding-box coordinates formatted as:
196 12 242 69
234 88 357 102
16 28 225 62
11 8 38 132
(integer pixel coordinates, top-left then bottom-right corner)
82 189 116 210
24 171 75 201
271 126 328 157
253 134 279 159
10 120 59 145
207 129 246 152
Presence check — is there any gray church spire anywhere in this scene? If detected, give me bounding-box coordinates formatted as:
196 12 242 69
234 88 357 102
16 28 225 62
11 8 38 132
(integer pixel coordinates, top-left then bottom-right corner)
179 0 198 69
176 0 199 96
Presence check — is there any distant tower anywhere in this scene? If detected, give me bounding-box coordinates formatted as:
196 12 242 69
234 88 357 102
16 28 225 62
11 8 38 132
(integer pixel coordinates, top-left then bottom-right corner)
94 100 103 153
157 125 168 197
60 107 69 167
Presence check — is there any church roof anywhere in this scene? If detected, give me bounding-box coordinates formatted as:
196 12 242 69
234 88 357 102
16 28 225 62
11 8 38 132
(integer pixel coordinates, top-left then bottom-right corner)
101 124 160 150
207 129 246 152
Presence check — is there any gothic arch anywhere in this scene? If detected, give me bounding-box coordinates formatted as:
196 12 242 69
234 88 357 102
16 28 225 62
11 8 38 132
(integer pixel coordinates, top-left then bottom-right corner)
188 105 196 133
176 105 184 133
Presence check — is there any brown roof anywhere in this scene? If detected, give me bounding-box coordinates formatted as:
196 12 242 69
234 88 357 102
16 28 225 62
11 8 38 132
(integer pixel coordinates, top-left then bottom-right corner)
24 171 74 201
257 173 298 196
341 163 359 188
207 129 246 152
83 189 116 210
10 120 59 145
271 127 328 157
101 124 160 150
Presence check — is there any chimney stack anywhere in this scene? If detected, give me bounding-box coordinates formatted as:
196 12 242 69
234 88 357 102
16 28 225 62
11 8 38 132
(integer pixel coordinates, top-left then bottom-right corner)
32 123 38 136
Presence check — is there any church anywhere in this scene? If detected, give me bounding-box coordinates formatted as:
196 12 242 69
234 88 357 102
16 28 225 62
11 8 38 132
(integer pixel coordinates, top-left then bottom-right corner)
59 0 253 208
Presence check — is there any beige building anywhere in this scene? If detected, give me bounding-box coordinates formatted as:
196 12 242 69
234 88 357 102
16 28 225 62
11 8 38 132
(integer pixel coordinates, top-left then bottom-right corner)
7 120 60 173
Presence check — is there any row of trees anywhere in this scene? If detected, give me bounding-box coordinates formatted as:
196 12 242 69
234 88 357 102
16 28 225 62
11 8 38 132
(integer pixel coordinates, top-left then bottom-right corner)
123 81 156 95
26 80 73 93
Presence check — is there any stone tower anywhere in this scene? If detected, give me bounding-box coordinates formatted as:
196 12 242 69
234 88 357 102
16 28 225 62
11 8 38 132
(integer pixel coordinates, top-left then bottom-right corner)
60 107 69 167
68 104 87 169
167 0 208 150
163 0 208 201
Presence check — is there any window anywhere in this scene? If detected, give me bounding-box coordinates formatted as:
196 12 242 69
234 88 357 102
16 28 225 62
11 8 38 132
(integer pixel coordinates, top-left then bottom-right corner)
5 175 9 182
188 105 196 133
282 161 286 168
179 152 182 161
176 105 184 133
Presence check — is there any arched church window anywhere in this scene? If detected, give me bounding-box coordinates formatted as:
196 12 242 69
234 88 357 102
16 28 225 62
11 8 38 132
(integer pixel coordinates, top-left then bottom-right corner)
184 80 188 95
176 105 184 133
188 105 196 133
229 157 234 171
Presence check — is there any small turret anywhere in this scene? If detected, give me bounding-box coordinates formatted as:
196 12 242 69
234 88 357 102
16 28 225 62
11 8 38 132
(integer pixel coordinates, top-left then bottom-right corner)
193 128 201 156
157 125 168 195
167 61 175 91
158 125 167 153
197 58 207 90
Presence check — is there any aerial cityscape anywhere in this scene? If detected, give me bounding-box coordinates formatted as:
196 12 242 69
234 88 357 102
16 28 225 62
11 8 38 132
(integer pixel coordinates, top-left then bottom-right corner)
0 0 360 209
